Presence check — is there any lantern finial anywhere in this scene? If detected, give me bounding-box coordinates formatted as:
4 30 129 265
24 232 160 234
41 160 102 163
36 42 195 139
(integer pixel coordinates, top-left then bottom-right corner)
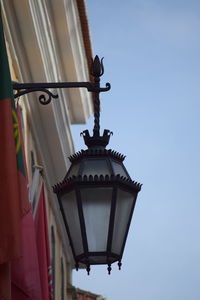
81 129 113 149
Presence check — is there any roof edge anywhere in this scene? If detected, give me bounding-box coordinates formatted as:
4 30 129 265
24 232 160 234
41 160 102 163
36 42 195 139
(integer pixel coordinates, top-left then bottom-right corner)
77 0 94 82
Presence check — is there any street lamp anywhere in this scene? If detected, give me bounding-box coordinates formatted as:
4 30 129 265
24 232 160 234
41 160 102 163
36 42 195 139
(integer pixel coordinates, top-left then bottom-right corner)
13 56 141 275
53 56 142 274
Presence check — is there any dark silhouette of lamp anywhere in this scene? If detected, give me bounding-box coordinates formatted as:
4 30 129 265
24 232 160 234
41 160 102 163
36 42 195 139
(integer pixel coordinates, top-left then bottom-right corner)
53 56 142 275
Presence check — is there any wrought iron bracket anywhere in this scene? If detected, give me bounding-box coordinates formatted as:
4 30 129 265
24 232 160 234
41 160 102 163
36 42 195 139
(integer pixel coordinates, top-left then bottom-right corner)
12 56 111 105
12 81 111 105
12 55 111 142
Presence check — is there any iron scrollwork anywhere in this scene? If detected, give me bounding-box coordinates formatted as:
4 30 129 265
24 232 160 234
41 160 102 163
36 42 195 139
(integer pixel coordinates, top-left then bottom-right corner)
12 56 111 105
13 87 59 105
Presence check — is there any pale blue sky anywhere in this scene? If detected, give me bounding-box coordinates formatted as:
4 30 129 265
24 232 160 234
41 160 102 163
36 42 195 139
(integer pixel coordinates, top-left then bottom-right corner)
72 1 200 299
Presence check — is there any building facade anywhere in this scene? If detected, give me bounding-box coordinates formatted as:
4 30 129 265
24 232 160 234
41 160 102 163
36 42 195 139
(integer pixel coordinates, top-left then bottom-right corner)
1 0 104 299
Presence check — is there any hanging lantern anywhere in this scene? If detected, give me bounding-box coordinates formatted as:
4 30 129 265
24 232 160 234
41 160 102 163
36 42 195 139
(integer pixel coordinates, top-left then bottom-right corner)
53 56 141 274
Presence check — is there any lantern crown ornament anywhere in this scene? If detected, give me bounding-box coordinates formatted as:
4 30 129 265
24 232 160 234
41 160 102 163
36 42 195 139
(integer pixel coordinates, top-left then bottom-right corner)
53 56 142 275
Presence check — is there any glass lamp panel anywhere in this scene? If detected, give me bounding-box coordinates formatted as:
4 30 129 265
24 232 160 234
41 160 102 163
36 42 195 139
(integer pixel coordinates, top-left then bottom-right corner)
67 163 80 177
111 189 136 254
60 191 83 256
81 159 111 176
81 187 112 252
111 160 129 178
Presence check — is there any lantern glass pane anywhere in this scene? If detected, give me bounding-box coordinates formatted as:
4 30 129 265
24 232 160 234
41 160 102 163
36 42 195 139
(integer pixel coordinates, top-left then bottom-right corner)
81 159 111 176
61 191 83 255
112 189 136 254
81 187 112 252
111 160 129 178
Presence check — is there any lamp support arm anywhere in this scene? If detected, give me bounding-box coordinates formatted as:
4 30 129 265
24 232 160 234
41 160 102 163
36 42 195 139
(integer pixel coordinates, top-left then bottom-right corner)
12 55 110 138
12 80 110 105
12 80 111 95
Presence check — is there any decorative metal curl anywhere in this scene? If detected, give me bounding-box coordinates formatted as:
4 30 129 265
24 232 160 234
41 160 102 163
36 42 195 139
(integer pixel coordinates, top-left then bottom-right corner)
14 88 58 105
38 90 59 105
99 82 111 92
